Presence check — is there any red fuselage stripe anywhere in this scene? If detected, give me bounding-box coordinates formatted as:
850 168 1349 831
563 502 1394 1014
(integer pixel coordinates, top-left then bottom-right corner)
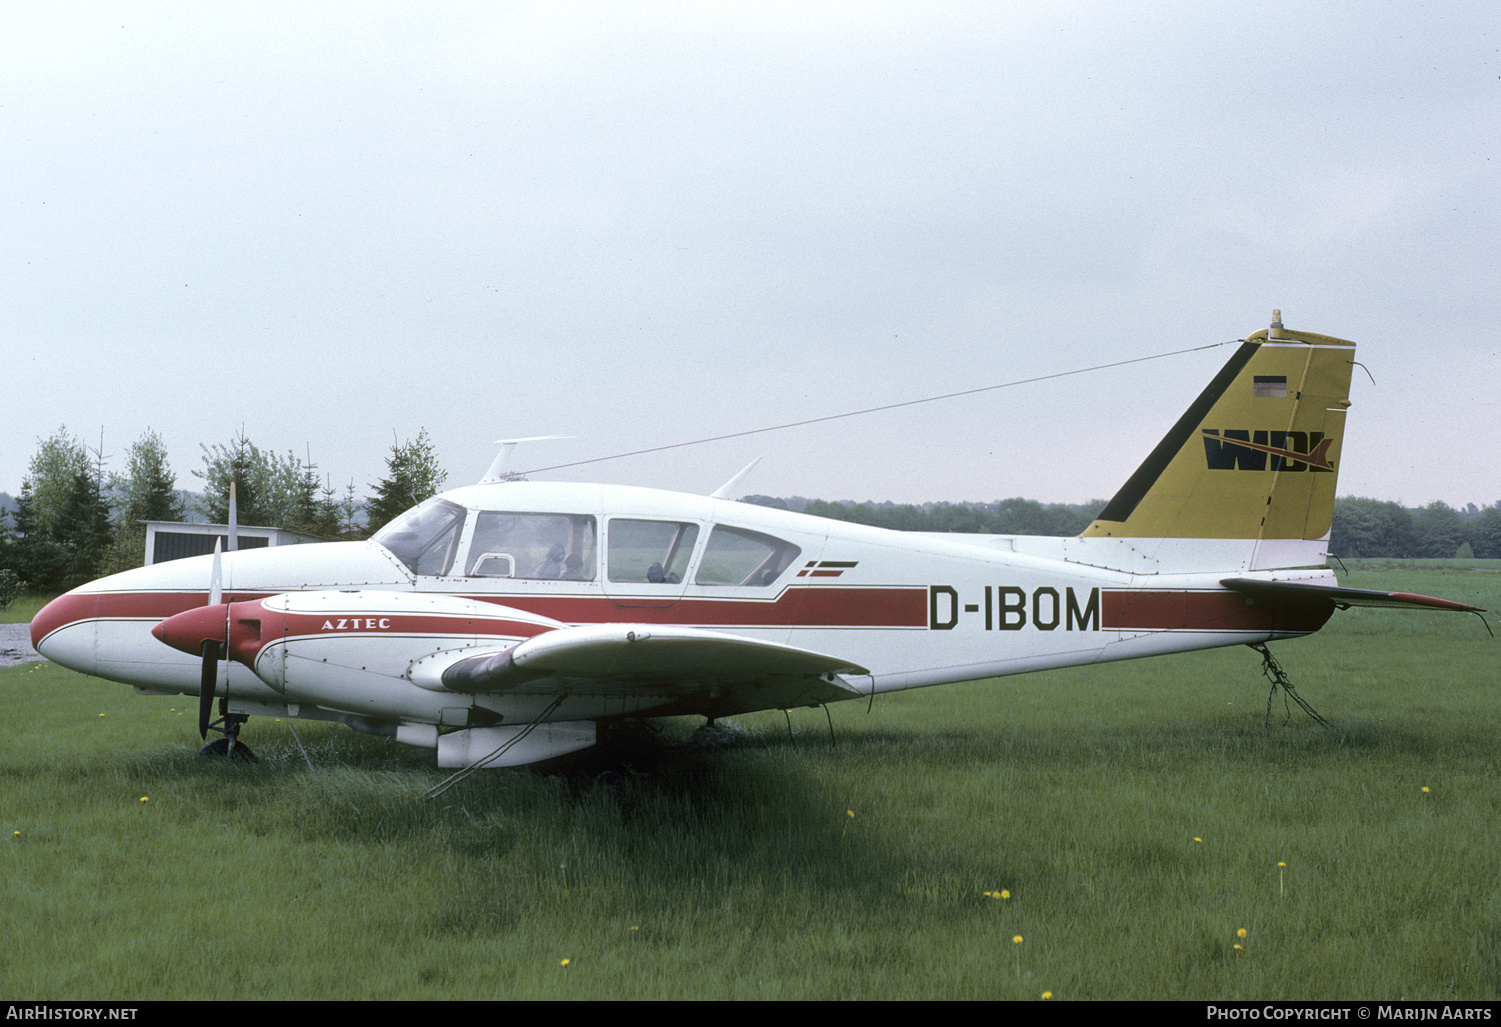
34 586 933 641
477 588 930 627
30 591 273 647
36 585 1331 642
1101 590 1332 633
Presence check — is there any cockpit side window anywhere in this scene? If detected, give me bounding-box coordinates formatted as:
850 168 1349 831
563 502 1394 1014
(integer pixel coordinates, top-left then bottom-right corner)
608 519 699 584
371 498 467 576
695 525 802 587
466 513 597 580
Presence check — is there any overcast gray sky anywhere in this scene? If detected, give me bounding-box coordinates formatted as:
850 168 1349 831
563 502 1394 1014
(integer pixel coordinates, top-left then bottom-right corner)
4 2 1497 510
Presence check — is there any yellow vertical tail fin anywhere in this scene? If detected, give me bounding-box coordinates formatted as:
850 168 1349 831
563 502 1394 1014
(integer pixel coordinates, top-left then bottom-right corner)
1082 320 1355 542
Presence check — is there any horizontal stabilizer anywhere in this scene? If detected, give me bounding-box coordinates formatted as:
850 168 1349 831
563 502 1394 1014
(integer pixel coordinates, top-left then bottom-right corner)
437 624 869 706
1221 577 1485 613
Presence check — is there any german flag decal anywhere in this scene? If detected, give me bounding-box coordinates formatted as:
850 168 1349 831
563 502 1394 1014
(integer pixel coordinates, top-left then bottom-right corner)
1253 375 1287 398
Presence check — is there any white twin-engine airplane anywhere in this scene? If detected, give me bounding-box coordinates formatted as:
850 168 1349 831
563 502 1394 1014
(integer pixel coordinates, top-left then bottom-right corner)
31 318 1483 769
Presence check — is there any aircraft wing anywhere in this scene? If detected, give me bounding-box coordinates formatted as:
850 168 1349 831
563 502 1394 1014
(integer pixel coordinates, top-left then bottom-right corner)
419 624 870 710
1220 577 1485 613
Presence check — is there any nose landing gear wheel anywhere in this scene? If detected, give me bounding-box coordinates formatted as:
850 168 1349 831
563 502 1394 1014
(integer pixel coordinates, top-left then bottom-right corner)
199 737 255 759
198 712 254 759
196 741 255 756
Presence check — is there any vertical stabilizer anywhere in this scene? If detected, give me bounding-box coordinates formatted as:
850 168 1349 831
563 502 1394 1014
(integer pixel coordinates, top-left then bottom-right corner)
1082 321 1354 542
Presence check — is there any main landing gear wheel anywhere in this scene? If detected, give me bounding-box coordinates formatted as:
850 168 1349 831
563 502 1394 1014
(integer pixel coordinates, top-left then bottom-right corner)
198 737 255 760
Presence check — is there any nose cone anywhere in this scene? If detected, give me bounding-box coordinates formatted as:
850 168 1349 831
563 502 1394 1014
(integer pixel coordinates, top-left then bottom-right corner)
32 592 98 670
32 593 78 652
154 604 229 657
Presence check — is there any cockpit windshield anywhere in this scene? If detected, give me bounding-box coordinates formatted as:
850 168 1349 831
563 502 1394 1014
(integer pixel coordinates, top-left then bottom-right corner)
370 497 467 576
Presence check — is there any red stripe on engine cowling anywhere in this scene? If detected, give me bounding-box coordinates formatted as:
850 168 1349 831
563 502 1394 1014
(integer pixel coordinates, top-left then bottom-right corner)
271 611 553 640
232 606 553 666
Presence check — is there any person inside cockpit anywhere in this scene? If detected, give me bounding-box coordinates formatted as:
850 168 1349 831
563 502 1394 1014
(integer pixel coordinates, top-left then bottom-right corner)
533 543 567 579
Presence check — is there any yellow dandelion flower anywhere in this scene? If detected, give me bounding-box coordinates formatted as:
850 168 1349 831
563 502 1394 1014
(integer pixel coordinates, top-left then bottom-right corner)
560 958 570 967
1421 786 1430 793
846 810 854 818
1278 861 1286 867
1234 944 1243 951
1042 992 1052 1000
1237 928 1246 938
139 796 149 803
1013 935 1023 944
1193 837 1202 843
1001 890 1010 899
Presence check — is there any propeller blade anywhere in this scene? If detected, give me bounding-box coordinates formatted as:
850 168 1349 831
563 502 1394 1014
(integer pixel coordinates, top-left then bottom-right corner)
199 639 218 740
209 538 222 607
201 538 225 738
227 481 238 553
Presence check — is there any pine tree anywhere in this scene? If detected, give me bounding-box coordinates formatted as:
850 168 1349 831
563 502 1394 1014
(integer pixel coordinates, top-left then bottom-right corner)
285 469 342 539
114 430 184 525
25 426 91 538
0 505 16 586
339 480 367 540
196 432 355 537
366 429 447 533
54 470 111 588
7 430 96 589
8 481 53 586
101 430 186 575
195 430 272 526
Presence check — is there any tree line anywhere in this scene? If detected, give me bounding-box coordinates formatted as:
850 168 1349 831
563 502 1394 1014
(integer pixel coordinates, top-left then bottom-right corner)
0 426 447 593
745 494 1501 559
3 425 1494 599
1328 497 1501 560
741 495 1109 536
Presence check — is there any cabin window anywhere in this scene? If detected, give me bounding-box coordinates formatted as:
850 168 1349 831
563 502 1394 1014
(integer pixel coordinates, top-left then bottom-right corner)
371 498 467 577
607 519 699 583
695 526 802 587
466 512 597 580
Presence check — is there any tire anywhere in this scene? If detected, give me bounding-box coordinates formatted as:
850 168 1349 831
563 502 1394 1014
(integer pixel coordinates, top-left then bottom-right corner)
199 737 255 760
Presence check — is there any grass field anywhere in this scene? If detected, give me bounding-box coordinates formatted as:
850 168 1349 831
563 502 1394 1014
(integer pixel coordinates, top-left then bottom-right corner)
2 566 1496 1000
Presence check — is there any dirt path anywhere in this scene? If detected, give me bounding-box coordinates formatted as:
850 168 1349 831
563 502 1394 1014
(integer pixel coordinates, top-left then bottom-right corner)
1 622 41 667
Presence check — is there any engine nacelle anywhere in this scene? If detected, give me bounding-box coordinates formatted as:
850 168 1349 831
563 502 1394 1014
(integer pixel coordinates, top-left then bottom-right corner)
154 590 565 716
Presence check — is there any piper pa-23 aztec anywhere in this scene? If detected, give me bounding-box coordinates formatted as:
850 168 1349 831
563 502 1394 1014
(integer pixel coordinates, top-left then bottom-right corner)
31 317 1484 769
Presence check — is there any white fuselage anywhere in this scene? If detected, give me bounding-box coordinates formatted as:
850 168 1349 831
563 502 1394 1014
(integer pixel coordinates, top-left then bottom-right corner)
32 481 1334 732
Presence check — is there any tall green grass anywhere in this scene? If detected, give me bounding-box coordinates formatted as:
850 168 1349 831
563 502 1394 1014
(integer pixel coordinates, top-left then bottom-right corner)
2 568 1496 999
